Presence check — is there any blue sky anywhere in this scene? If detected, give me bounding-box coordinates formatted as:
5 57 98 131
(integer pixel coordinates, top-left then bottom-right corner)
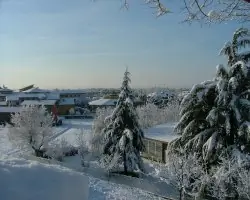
0 0 243 89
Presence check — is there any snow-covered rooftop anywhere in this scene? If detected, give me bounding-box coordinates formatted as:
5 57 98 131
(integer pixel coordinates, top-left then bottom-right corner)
23 87 49 93
21 100 57 106
57 89 86 94
147 91 175 99
6 93 46 101
88 98 117 106
0 102 7 106
0 88 13 93
0 107 20 113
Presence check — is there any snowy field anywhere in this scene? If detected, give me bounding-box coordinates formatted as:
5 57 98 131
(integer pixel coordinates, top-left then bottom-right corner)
0 119 178 200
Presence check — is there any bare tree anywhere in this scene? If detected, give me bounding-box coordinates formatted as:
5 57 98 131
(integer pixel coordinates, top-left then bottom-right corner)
119 0 250 24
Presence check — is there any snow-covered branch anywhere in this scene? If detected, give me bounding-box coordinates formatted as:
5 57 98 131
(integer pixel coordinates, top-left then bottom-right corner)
9 105 53 157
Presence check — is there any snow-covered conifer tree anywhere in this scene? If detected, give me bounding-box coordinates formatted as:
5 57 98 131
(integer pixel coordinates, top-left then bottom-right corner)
9 105 53 157
101 69 145 175
219 28 250 66
169 28 250 166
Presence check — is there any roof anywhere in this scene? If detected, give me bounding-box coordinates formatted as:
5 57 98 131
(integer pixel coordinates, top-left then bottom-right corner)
23 87 49 93
0 102 7 106
59 98 76 105
46 93 60 100
57 89 86 94
0 107 20 113
6 93 46 101
88 98 117 106
19 84 34 92
0 88 13 93
21 100 57 106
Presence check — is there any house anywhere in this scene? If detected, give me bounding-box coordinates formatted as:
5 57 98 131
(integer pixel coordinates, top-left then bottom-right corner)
0 86 13 95
0 107 20 125
57 89 86 98
0 94 6 102
5 93 47 106
88 98 117 111
0 102 7 107
20 100 58 113
57 98 76 115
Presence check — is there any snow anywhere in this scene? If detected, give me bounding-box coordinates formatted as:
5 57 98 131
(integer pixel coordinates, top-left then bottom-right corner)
0 101 7 106
6 93 46 101
0 107 20 113
144 123 179 142
0 157 89 200
21 100 57 106
0 118 180 200
89 98 117 106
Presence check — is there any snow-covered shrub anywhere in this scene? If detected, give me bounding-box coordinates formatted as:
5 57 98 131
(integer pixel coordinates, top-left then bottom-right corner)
77 129 92 167
137 101 180 129
91 107 113 155
9 105 53 157
69 108 75 115
210 149 250 200
136 103 159 128
152 148 209 200
101 69 145 175
45 137 77 161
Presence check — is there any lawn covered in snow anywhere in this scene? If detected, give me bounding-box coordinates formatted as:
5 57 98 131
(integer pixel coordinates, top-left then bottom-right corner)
0 119 179 200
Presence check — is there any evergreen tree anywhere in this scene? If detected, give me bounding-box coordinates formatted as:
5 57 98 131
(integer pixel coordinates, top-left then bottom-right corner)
101 69 145 174
169 28 250 166
219 28 250 66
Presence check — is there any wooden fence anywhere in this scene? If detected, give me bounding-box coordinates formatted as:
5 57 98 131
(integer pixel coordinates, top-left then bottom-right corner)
142 137 169 163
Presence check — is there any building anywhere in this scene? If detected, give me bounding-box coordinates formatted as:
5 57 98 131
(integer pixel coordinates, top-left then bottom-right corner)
57 98 76 115
20 100 58 113
57 89 86 98
88 98 117 111
6 93 46 106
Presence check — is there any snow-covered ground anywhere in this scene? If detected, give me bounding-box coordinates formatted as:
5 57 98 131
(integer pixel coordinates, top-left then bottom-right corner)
0 119 178 200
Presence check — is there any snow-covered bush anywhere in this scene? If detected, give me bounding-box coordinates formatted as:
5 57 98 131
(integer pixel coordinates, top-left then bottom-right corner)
77 129 92 167
137 101 180 129
136 103 159 128
101 69 145 175
210 149 250 200
91 107 113 155
69 108 75 115
152 148 209 200
9 105 53 157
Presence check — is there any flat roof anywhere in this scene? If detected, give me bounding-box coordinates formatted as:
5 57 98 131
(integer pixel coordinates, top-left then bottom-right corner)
21 100 57 106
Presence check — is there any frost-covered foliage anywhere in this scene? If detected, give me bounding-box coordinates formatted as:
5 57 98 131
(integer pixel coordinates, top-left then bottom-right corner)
77 129 92 166
91 107 113 155
137 102 180 129
101 69 145 174
220 28 250 66
46 138 73 161
170 29 250 166
210 149 250 200
9 105 53 157
152 148 209 200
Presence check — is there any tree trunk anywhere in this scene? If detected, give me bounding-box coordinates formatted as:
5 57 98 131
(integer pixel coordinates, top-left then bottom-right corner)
123 151 128 175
